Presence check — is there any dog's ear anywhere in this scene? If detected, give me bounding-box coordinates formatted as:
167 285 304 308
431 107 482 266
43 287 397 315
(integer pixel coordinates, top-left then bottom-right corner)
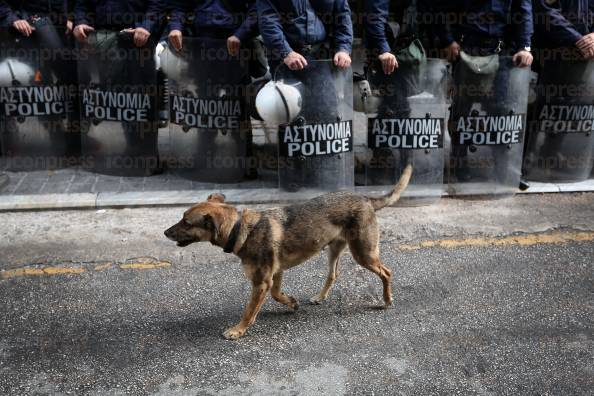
203 212 223 234
207 193 226 203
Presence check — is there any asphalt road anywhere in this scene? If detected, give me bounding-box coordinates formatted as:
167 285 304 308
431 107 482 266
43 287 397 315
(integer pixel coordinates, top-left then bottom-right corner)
1 194 593 395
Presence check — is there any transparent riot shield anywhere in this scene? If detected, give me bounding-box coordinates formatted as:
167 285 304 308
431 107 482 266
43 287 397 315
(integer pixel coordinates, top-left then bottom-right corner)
275 60 354 192
77 30 159 176
448 56 530 197
524 60 594 182
161 37 249 182
364 58 447 202
0 27 78 170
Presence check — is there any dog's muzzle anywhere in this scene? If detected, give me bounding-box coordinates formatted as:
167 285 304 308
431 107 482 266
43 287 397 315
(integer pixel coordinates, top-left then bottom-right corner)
165 224 197 247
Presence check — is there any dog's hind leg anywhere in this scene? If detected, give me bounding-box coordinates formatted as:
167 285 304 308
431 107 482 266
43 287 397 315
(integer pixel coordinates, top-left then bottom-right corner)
271 272 299 311
310 239 347 304
349 238 393 307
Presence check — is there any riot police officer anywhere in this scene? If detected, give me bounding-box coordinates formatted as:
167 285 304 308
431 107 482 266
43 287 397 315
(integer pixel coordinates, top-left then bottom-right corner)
165 1 260 181
0 1 79 169
439 0 534 190
257 0 354 191
73 0 166 176
523 0 594 183
363 0 448 186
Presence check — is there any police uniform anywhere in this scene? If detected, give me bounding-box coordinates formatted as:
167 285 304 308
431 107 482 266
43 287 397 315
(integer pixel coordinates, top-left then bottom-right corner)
74 0 164 34
436 0 533 56
169 0 257 40
533 0 594 50
257 0 352 66
364 0 443 58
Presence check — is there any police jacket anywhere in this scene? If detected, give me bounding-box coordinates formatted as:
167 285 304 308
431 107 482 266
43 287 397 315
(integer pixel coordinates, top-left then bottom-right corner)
533 0 594 48
169 0 258 41
434 0 533 49
0 0 70 26
364 0 442 53
256 0 353 59
74 0 165 33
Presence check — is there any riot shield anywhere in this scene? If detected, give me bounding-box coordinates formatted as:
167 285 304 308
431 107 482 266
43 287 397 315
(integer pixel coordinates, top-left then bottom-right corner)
161 37 249 183
448 56 530 197
77 30 159 176
275 60 354 192
364 58 447 202
0 26 78 170
524 60 594 182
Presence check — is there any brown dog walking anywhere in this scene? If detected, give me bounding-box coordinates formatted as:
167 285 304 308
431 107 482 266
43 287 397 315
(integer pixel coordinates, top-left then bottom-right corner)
165 165 412 340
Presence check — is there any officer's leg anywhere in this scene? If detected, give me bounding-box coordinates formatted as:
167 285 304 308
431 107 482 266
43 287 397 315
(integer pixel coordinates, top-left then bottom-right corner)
308 62 340 188
450 62 473 181
35 22 80 161
122 42 160 175
490 63 518 184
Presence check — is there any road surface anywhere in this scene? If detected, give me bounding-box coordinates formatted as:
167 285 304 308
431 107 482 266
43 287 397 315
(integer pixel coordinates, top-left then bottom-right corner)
1 193 593 395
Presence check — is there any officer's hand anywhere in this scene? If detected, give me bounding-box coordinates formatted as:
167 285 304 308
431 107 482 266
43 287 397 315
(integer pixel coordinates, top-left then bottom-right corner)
227 35 241 56
12 20 35 37
73 24 94 44
512 50 533 68
576 33 594 59
378 52 398 75
65 20 73 36
169 30 183 51
123 27 150 47
284 51 308 70
443 41 460 61
334 51 351 68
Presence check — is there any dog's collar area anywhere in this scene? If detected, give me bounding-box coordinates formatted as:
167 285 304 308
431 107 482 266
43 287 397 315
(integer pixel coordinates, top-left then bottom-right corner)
223 210 242 254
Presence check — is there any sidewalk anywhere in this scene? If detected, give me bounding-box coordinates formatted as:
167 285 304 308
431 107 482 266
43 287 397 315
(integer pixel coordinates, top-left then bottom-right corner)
1 164 594 210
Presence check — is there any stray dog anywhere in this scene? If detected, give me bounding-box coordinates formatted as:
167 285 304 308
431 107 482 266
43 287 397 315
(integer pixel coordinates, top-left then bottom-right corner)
165 165 412 340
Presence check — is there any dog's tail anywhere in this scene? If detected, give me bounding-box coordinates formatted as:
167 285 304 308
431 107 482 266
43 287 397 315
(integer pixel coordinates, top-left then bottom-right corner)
368 164 413 211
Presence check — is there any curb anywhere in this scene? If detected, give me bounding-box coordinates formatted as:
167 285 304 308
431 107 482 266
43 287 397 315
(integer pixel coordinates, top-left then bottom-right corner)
1 180 594 211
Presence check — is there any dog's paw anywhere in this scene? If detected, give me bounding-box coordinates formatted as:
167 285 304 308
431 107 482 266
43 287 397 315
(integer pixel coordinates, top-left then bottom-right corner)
288 296 299 311
223 326 246 340
309 295 325 305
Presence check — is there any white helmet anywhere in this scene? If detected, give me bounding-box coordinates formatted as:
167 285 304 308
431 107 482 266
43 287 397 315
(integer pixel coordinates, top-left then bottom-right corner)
0 59 35 87
154 41 166 70
353 78 382 115
255 80 302 125
158 43 190 82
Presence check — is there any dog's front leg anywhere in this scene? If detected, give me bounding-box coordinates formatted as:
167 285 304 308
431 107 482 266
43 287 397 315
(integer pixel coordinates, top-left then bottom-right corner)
223 277 272 340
